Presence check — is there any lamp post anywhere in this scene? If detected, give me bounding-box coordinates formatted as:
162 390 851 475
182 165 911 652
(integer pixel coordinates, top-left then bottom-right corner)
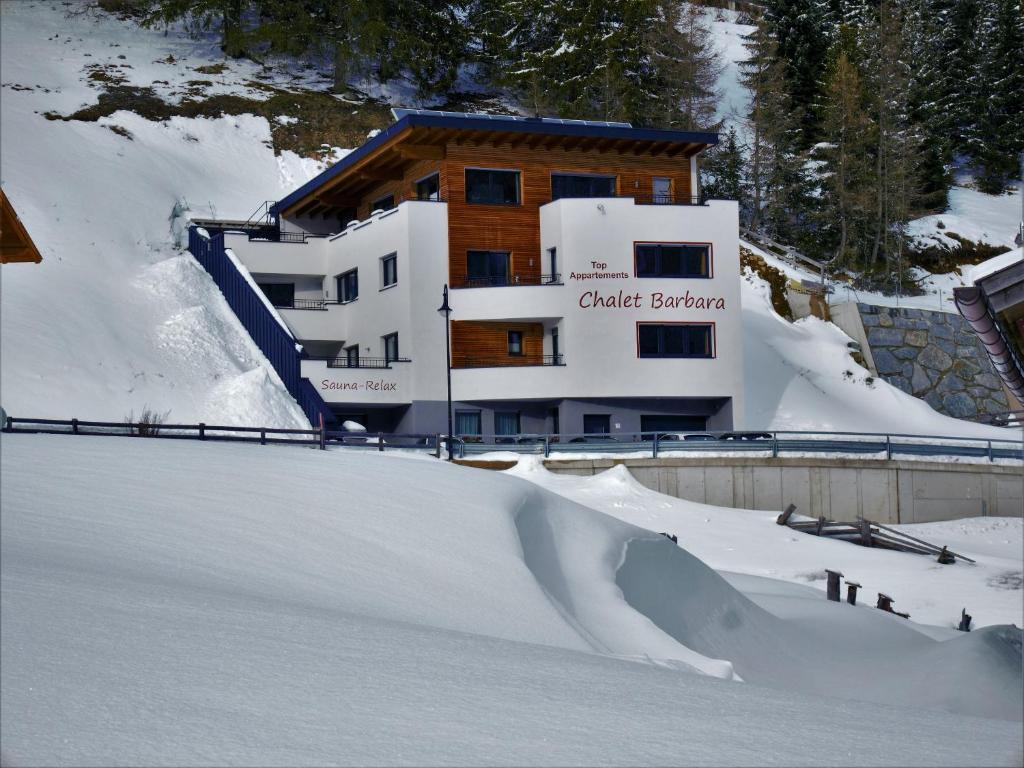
438 284 454 460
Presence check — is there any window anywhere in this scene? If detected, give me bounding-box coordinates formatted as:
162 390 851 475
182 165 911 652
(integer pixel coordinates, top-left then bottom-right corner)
371 194 395 212
548 247 558 281
383 333 399 362
583 414 611 435
416 173 440 201
551 173 616 200
466 250 510 287
345 344 359 368
494 411 521 437
635 243 711 278
456 410 482 436
507 330 523 356
337 269 358 303
381 254 397 288
548 407 560 435
551 326 559 363
258 283 294 307
637 323 714 358
466 169 520 205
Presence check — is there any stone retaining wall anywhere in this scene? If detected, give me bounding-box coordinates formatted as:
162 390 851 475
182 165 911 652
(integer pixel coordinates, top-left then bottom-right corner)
858 304 1008 419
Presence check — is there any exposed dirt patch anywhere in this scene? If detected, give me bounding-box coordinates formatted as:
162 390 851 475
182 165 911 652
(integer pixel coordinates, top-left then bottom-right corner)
742 247 793 320
908 233 1011 274
106 124 133 140
44 82 395 158
194 64 228 76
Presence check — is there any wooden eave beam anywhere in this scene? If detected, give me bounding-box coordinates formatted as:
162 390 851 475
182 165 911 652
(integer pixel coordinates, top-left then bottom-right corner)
506 132 532 149
615 140 641 155
293 198 322 217
396 143 446 160
594 138 618 154
665 142 692 158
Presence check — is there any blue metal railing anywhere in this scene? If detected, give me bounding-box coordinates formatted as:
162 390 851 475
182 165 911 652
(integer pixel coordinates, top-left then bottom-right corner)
188 226 335 427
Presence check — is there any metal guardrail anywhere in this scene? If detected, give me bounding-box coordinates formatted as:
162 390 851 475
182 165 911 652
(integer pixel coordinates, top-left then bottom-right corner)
3 417 447 457
453 430 1024 462
275 298 335 311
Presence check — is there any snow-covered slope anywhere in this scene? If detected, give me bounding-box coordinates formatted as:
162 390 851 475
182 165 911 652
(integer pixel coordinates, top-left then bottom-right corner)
508 457 1023 629
0 2 324 427
2 434 1021 765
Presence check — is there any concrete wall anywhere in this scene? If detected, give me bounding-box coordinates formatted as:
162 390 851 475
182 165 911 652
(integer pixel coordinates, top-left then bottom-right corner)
544 457 1023 524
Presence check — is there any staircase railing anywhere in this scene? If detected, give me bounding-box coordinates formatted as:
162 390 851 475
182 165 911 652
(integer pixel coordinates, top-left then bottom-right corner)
187 226 335 427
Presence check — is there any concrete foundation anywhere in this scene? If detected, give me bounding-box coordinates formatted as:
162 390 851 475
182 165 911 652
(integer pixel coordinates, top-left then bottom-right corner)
542 457 1024 524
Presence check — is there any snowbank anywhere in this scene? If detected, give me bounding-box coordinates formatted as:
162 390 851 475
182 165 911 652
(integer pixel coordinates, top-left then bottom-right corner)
2 434 1022 766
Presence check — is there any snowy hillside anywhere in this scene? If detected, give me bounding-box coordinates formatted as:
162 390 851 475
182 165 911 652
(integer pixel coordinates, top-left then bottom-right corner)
0 2 323 427
3 434 1021 765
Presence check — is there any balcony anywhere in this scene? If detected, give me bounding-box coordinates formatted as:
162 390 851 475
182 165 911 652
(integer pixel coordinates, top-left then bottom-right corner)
277 301 347 341
452 273 562 289
454 354 564 369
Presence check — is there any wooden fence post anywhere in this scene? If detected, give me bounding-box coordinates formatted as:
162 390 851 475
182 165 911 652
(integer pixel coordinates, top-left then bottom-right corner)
825 569 843 602
318 414 326 450
846 581 861 605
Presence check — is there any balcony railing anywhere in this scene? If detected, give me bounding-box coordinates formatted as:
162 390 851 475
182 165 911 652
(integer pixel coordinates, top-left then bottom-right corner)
454 273 562 289
314 356 412 369
455 354 564 368
549 193 704 206
274 298 337 311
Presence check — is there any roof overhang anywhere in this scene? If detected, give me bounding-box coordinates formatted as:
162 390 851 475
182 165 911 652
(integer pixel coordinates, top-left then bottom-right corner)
0 188 43 264
273 113 718 220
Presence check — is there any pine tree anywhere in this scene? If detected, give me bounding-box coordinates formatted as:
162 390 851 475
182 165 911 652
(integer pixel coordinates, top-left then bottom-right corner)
970 0 1024 193
701 125 747 214
818 42 875 267
144 0 250 58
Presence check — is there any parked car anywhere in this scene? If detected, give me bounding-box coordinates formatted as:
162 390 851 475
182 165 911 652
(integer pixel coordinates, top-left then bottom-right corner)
568 435 619 443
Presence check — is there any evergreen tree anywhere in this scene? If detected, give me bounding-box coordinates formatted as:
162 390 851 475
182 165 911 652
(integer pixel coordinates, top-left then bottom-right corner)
701 125 747 213
143 0 250 58
970 0 1024 193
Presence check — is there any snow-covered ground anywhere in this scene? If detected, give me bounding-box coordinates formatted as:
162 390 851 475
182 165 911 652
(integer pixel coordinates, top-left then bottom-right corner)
506 457 1023 629
0 2 324 427
2 434 1021 766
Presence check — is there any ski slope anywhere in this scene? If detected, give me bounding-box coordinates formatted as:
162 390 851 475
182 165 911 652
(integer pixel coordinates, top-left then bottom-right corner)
2 434 1021 765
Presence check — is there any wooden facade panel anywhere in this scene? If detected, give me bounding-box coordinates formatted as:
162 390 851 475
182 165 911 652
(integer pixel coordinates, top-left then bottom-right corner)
451 320 544 368
443 142 692 287
355 158 446 220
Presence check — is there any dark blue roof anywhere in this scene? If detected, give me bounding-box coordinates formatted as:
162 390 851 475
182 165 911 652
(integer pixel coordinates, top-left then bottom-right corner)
272 112 719 215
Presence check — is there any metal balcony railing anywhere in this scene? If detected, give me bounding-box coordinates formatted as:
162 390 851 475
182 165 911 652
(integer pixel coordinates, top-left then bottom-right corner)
317 356 412 369
454 273 562 289
274 298 336 311
455 354 565 368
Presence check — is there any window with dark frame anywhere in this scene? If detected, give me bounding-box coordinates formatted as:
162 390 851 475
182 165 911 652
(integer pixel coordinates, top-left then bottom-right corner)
637 323 714 358
551 173 616 200
635 243 711 278
466 250 510 286
583 414 611 435
371 194 395 212
507 330 523 356
383 332 399 362
345 344 359 367
337 269 358 303
381 254 397 288
455 410 482 436
416 173 440 201
465 169 520 205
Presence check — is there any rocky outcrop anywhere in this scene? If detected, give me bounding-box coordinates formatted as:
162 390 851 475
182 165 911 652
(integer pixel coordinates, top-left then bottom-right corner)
858 304 1008 419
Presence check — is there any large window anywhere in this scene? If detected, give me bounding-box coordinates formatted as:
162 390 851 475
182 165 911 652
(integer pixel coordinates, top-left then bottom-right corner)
583 414 611 435
456 410 482 436
337 269 358 303
635 243 712 278
466 169 520 205
466 250 510 287
494 411 521 437
551 173 616 200
258 282 294 307
637 323 714 358
381 253 398 288
416 173 440 201
371 193 395 212
383 332 399 362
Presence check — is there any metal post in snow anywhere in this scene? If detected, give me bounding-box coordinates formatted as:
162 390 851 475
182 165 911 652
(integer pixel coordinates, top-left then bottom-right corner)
72 418 79 435
378 432 384 452
652 433 659 459
199 423 206 440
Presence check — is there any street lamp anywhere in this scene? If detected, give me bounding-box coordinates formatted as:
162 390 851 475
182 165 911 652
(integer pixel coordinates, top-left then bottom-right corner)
438 284 454 460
